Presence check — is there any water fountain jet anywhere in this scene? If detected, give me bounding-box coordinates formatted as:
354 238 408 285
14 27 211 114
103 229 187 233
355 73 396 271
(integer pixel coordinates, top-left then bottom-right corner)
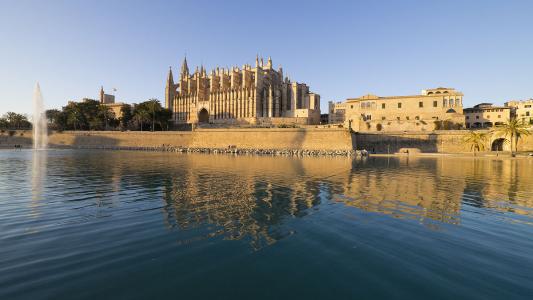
32 83 48 149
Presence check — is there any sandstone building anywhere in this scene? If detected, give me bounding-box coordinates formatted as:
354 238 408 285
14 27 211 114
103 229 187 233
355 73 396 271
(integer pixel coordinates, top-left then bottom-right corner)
505 99 533 124
99 86 125 118
328 101 346 124
464 103 512 129
70 87 125 118
344 87 465 132
165 56 320 126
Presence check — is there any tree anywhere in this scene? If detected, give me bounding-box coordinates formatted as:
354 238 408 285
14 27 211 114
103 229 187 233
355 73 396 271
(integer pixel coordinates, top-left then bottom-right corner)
0 117 8 129
463 131 488 156
119 104 133 130
66 107 82 130
491 118 531 156
147 98 159 131
97 105 115 130
2 112 31 129
133 99 169 131
46 109 67 131
133 109 150 132
156 108 173 131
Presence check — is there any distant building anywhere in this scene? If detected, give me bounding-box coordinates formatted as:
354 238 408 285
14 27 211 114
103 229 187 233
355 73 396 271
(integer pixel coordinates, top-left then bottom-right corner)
165 56 321 126
99 87 125 118
99 86 116 104
505 99 533 124
328 101 346 124
464 103 512 129
344 87 465 132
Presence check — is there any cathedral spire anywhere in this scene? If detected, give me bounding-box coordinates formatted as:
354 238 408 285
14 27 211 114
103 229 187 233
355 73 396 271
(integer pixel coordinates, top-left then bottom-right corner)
181 56 189 77
166 66 174 86
255 54 259 67
267 56 272 68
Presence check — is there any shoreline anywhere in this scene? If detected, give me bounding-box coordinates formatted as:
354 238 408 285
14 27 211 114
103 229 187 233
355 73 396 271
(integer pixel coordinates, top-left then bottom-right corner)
47 145 362 157
3 145 532 160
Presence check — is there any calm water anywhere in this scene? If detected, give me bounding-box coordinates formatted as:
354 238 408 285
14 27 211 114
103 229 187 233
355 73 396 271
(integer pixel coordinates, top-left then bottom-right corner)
1 150 533 299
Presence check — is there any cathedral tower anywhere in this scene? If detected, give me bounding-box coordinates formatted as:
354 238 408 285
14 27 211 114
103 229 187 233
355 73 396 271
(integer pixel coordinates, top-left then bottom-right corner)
165 67 176 110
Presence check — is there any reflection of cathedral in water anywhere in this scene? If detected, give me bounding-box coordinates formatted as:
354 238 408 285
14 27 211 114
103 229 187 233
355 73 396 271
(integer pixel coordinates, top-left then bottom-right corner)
94 152 533 249
159 156 327 250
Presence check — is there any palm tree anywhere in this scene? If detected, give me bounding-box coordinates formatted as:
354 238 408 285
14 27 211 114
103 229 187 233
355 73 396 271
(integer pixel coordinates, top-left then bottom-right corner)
492 118 531 156
97 105 114 130
134 110 150 132
67 109 82 130
147 99 159 131
463 131 488 156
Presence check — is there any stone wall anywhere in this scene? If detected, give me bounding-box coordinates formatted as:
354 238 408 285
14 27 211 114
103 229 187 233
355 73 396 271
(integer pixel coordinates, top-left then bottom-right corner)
190 128 353 150
0 130 33 147
0 128 352 151
48 131 194 148
2 128 532 153
354 130 533 153
354 131 468 153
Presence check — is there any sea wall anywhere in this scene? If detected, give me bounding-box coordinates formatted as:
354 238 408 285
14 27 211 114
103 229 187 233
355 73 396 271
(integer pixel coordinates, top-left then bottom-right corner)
47 131 194 148
2 128 532 153
354 130 533 153
190 128 353 150
0 130 32 147
37 128 353 151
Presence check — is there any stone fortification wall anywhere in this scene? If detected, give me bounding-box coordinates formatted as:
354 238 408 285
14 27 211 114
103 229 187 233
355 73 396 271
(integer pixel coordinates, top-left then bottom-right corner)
48 131 193 148
354 130 533 153
190 128 353 150
2 128 532 153
0 130 33 147
0 128 351 151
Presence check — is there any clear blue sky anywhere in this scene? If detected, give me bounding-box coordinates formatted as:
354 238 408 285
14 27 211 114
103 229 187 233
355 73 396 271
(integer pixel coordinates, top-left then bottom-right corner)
1 0 532 116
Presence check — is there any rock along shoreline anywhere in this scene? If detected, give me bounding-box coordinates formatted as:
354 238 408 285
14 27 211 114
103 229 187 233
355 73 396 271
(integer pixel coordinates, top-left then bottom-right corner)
56 145 367 157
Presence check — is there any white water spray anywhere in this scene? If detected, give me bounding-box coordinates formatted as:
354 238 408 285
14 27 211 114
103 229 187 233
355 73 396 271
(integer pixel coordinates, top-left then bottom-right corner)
32 83 48 149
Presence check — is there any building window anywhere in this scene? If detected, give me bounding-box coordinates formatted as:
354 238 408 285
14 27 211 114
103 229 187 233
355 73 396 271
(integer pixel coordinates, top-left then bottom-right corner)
406 116 410 120
415 116 420 120
498 115 501 118
527 112 530 116
382 116 386 120
397 117 400 120
433 101 438 107
476 116 479 119
366 115 372 120
526 105 532 108
382 103 386 109
419 101 423 108
466 116 470 119
398 102 402 108
486 115 490 119
350 105 353 109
